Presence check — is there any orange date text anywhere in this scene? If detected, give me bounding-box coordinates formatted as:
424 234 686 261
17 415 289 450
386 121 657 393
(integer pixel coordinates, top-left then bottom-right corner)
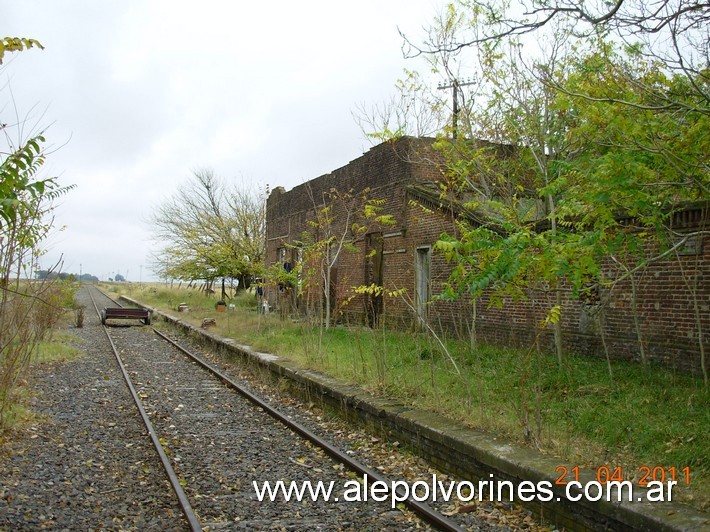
554 465 691 486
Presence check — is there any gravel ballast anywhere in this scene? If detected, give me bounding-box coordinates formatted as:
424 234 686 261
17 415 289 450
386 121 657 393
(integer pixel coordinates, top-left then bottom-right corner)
0 286 544 530
1 287 187 530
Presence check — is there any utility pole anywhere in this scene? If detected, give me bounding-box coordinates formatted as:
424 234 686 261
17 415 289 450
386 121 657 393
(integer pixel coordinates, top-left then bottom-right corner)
437 77 476 139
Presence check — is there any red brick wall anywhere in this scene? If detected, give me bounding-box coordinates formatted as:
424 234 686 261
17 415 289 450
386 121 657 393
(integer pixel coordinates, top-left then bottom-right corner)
265 137 709 374
265 137 444 318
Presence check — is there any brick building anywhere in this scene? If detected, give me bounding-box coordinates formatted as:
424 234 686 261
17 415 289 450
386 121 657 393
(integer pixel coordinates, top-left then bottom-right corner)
265 136 709 373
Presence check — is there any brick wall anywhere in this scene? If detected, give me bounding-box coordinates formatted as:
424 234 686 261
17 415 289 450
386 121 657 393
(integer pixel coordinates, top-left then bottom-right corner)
266 136 709 374
265 137 444 319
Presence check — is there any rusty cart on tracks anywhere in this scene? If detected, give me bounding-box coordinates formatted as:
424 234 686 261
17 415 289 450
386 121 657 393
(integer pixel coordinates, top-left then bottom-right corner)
101 307 152 326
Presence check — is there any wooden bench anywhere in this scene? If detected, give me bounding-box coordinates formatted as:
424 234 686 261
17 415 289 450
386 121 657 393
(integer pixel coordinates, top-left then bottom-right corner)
101 307 151 325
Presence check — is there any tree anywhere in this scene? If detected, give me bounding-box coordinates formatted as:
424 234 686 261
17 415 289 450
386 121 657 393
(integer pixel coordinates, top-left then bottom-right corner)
353 69 449 143
1 37 74 426
401 0 709 113
553 40 708 379
298 185 395 330
150 169 266 297
395 3 707 377
415 6 578 364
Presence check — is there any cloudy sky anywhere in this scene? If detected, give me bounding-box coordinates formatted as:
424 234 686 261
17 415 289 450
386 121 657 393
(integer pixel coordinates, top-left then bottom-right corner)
3 0 442 281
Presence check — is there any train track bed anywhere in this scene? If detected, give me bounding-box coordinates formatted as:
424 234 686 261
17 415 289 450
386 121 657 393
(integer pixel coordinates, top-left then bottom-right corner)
156 326 545 531
106 326 420 529
1 285 545 530
0 287 187 530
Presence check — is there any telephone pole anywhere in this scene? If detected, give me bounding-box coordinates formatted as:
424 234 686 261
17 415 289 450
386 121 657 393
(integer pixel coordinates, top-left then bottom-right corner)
437 77 476 139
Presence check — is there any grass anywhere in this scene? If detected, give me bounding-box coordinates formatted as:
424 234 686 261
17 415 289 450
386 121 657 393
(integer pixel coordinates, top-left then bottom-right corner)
31 330 84 365
115 282 709 510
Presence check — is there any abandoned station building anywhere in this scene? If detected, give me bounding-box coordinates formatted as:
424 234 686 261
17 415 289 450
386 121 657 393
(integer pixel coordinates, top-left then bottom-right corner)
265 136 709 373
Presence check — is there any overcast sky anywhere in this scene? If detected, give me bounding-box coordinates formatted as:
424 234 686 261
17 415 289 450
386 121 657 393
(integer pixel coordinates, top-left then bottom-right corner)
2 0 441 281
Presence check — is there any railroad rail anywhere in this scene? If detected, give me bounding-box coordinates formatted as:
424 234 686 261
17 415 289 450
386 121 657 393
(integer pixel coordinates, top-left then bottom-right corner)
87 287 201 531
86 285 465 531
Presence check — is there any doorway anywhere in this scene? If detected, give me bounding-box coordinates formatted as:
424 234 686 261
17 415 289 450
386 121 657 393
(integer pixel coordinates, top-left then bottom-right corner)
415 247 431 329
365 232 384 327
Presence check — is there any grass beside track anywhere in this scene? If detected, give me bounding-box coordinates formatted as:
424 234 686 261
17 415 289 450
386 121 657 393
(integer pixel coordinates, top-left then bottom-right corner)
109 282 709 511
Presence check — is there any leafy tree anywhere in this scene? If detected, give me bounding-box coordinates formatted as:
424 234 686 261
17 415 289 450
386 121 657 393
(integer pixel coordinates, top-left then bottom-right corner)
422 7 579 364
553 40 708 380
1 37 74 427
401 0 709 113
150 169 266 297
396 3 707 378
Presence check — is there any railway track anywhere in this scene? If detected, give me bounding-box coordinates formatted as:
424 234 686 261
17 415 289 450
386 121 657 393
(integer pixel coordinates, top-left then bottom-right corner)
86 285 470 530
